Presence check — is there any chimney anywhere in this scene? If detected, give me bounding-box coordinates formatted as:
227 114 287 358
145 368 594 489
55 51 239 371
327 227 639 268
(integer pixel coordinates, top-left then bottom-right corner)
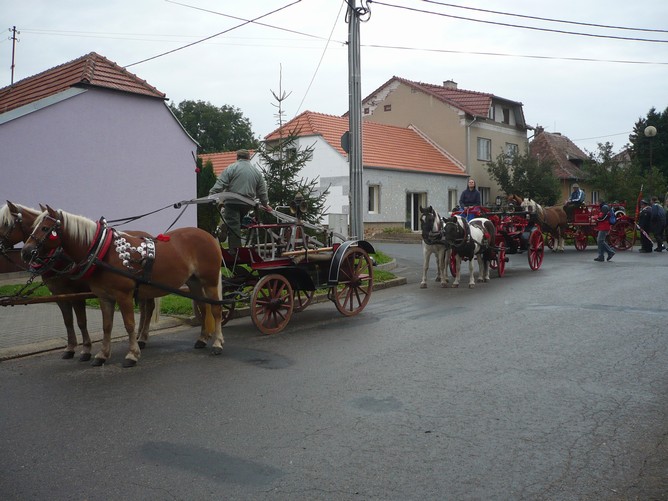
443 80 457 89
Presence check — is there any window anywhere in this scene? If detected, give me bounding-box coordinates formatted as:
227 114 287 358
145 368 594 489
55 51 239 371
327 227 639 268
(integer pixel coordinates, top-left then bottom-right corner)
505 143 519 163
363 107 369 115
591 191 599 204
384 104 392 112
488 105 495 120
502 108 510 124
448 189 458 212
477 138 491 161
479 187 490 206
368 185 380 213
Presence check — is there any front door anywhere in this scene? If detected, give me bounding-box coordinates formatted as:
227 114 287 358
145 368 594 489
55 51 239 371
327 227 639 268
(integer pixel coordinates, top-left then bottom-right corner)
406 192 427 231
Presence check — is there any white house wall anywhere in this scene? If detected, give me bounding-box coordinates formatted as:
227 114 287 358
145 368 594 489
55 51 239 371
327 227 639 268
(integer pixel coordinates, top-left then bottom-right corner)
0 88 197 236
261 135 467 227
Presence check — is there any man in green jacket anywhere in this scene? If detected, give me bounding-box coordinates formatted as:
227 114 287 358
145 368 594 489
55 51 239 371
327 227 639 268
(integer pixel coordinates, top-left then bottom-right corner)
209 149 273 251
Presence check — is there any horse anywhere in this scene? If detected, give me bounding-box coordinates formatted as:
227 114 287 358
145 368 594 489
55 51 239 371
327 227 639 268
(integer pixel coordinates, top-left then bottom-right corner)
508 195 567 252
1 202 158 361
21 205 224 367
442 215 496 288
419 206 450 288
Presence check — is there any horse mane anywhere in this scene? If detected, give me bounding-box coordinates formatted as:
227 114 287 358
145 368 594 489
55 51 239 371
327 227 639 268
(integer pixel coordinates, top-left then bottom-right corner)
0 203 41 226
33 209 97 245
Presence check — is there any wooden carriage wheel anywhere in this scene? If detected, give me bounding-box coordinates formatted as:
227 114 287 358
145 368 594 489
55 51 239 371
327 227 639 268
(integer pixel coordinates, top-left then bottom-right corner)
293 288 315 312
608 219 634 251
251 274 294 335
331 247 373 317
527 229 544 270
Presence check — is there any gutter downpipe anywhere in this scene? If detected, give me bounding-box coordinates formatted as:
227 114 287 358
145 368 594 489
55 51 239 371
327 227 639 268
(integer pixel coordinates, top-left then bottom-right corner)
465 116 478 176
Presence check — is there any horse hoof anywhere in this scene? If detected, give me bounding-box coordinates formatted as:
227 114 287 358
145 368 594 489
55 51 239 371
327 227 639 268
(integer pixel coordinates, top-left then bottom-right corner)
453 284 459 288
211 347 223 356
91 358 105 367
420 283 427 289
469 284 475 289
194 340 207 349
122 359 137 368
440 283 449 288
138 341 146 349
79 353 92 362
62 351 75 360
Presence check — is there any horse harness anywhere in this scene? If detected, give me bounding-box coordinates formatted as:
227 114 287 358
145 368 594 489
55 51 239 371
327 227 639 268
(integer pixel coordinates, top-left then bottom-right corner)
445 217 491 255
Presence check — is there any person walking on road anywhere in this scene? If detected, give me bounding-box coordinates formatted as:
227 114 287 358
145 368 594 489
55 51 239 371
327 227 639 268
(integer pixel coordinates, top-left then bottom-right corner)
593 202 615 262
638 199 653 253
650 196 666 251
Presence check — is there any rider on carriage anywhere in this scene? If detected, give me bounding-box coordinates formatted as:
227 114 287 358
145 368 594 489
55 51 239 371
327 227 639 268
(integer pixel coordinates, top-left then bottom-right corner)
458 178 482 221
564 183 585 222
209 149 273 252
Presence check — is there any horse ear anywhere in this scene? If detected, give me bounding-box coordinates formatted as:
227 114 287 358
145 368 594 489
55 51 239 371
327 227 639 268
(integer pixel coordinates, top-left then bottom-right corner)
46 205 58 217
7 201 17 212
39 203 47 211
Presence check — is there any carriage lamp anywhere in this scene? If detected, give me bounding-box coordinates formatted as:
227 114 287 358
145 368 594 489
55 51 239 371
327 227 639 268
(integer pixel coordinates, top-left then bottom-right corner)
290 193 308 219
495 196 502 206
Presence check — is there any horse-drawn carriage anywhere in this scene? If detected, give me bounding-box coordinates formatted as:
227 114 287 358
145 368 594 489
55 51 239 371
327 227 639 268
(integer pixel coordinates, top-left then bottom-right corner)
450 204 544 277
203 193 375 335
1 195 374 366
560 202 635 251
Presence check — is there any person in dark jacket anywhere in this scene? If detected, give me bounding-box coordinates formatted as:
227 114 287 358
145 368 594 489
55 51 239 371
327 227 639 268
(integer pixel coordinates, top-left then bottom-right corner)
638 199 653 253
650 196 666 251
459 178 481 207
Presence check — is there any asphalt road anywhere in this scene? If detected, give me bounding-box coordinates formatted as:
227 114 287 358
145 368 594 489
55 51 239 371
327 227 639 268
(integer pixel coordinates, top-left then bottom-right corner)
1 243 667 500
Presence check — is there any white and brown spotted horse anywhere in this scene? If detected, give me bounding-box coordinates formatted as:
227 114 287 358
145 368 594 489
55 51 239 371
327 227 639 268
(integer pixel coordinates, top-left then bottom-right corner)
419 206 451 288
442 215 496 288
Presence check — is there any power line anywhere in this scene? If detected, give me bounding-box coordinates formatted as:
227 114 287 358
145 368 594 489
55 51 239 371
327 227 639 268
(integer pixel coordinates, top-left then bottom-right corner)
124 0 303 68
362 43 668 65
420 0 668 34
369 0 668 43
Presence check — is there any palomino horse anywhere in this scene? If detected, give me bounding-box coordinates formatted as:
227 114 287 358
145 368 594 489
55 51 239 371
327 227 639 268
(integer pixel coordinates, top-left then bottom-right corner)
442 215 496 288
21 206 223 367
419 206 450 288
508 195 567 252
1 202 157 361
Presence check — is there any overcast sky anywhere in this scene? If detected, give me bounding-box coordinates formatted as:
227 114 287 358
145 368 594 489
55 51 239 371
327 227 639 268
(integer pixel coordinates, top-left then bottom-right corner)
3 0 667 154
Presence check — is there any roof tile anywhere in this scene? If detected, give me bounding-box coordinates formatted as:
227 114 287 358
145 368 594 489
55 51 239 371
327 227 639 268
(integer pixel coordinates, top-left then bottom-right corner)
265 111 466 176
0 52 165 115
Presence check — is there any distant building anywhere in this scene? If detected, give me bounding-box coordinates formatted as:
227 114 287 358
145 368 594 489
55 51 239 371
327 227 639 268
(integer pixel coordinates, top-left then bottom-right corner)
261 111 468 234
529 126 592 202
0 52 197 235
356 77 531 204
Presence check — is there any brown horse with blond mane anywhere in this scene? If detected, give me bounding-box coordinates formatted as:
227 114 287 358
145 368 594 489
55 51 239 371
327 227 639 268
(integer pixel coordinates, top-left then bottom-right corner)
508 195 567 252
21 205 224 367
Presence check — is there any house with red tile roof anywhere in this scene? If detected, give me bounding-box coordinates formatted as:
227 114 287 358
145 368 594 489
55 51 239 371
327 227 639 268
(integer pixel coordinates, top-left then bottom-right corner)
262 111 467 233
529 126 592 203
200 150 255 176
0 52 197 235
357 77 531 205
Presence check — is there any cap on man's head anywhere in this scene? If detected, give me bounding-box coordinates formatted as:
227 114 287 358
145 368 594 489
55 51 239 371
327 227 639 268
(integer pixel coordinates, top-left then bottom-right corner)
572 183 579 189
641 199 650 205
236 149 250 159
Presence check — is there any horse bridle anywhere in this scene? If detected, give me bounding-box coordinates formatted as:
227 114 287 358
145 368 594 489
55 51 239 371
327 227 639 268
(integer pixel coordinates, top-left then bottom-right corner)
421 210 447 246
22 212 77 274
0 210 22 255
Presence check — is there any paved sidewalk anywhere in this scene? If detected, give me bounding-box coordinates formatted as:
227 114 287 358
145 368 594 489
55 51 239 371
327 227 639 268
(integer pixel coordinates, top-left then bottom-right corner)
0 272 186 360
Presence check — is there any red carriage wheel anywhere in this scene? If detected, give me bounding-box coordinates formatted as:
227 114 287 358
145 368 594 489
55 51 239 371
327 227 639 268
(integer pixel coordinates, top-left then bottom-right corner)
496 240 506 277
607 219 634 251
332 247 373 317
574 230 588 251
449 251 457 277
293 288 315 312
251 273 294 334
528 229 544 270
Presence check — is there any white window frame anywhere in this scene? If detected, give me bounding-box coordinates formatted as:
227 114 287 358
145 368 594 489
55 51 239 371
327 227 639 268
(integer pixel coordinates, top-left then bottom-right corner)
477 137 492 161
368 184 380 214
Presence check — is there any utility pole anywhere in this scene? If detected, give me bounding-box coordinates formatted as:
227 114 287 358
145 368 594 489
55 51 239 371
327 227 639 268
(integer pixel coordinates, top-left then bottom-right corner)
347 1 363 239
9 26 20 85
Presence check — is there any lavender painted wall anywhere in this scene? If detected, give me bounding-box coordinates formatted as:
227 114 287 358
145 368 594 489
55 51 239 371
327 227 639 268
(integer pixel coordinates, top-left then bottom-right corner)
0 88 198 236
